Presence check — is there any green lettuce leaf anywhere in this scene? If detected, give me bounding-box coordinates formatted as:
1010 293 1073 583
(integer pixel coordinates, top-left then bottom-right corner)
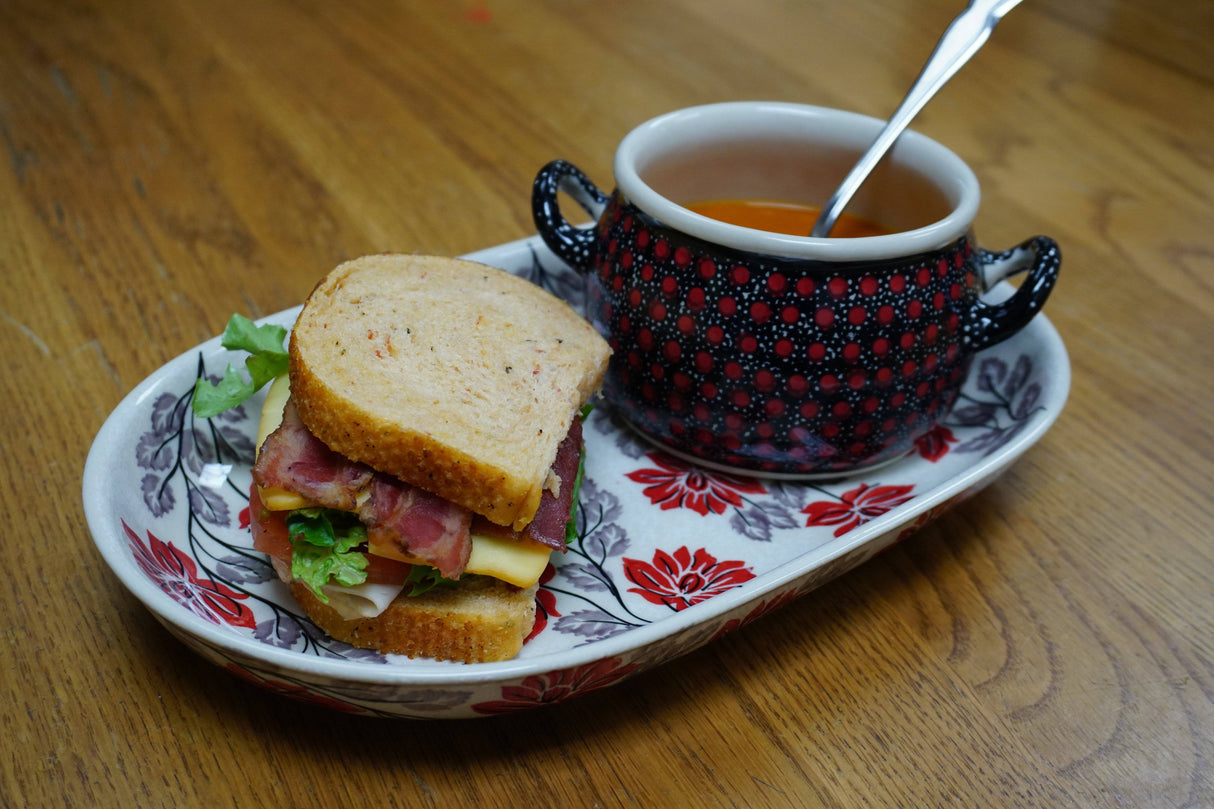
565 403 594 545
285 508 369 601
402 565 458 597
221 313 289 356
191 313 289 418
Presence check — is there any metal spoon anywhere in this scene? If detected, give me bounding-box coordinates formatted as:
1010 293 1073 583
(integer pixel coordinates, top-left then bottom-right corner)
810 0 1023 237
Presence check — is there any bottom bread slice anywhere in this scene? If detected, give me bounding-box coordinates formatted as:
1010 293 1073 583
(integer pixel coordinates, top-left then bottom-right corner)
291 576 539 664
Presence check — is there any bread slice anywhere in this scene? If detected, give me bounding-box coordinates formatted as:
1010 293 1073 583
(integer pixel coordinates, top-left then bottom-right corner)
288 254 610 530
291 578 538 663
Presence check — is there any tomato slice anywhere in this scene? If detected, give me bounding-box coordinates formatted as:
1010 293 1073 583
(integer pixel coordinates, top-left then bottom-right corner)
248 486 411 585
249 486 292 559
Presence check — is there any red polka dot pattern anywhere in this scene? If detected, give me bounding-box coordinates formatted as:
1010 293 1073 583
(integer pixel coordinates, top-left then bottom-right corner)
585 194 981 475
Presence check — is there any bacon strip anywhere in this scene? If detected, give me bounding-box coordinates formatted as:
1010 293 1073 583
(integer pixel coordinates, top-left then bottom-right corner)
359 475 472 579
472 417 583 551
253 401 474 577
252 402 373 511
252 403 585 576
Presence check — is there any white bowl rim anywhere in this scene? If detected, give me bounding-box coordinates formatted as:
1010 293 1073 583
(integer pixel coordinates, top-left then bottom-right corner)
612 101 982 263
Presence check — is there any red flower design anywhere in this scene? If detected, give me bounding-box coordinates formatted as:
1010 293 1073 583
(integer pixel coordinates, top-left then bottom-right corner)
914 424 957 462
471 658 639 715
525 563 560 644
123 521 256 629
801 483 916 537
893 486 981 543
623 546 756 611
225 664 365 713
625 452 766 515
710 589 800 641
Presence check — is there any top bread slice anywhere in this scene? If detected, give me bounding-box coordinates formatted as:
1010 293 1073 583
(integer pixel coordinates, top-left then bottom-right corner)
288 254 611 530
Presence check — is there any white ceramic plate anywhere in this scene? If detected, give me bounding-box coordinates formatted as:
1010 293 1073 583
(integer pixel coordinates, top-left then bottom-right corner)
83 235 1069 718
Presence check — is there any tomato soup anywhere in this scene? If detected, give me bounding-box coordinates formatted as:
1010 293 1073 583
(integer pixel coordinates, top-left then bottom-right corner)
686 198 893 238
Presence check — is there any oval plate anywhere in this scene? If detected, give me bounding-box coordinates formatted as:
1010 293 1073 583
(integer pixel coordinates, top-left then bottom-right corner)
83 235 1069 718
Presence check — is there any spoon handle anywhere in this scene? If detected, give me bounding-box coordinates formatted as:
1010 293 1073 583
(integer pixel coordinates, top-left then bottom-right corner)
810 0 1023 237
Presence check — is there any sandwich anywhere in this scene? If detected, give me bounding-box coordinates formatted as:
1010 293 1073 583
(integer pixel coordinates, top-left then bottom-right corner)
199 254 611 663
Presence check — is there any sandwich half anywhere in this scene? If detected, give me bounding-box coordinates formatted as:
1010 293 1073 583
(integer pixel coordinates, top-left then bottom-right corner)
248 254 611 663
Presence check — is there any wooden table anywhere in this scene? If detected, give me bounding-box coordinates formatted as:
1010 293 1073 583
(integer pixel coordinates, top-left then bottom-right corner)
4 0 1212 805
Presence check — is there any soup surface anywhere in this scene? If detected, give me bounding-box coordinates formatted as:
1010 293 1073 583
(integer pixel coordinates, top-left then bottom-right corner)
686 198 893 238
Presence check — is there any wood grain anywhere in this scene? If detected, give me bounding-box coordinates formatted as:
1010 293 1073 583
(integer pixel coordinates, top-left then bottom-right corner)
2 0 1211 806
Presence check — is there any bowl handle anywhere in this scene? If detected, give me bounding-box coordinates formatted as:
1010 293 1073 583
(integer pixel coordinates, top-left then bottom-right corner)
532 160 610 272
968 236 1061 353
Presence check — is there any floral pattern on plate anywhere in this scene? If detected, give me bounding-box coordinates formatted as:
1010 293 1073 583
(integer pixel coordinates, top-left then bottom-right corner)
83 235 1069 718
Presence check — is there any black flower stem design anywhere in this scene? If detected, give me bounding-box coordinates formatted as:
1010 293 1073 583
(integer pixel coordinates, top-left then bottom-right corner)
945 386 1044 431
189 379 258 501
554 501 648 627
947 389 1006 429
728 494 770 533
740 482 835 512
541 584 645 633
181 355 368 658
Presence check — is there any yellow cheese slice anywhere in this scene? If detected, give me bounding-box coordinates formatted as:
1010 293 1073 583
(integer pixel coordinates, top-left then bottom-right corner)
255 375 308 511
254 374 552 588
465 531 552 588
256 373 293 451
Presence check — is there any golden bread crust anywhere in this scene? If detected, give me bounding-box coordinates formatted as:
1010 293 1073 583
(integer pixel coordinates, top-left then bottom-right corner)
290 578 538 663
288 254 610 529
